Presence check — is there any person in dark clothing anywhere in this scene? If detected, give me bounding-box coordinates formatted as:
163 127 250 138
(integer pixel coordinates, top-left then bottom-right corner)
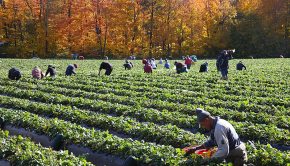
99 62 113 76
199 62 208 72
236 61 246 70
217 50 233 80
174 61 188 74
65 64 78 76
45 65 56 77
216 54 222 71
8 68 21 80
124 60 133 70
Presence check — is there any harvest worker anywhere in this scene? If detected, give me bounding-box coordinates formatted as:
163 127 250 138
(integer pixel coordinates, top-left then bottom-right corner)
164 59 170 69
32 66 44 79
124 60 133 70
45 65 56 77
174 61 187 74
159 58 163 64
199 62 208 72
99 62 113 76
185 108 247 166
143 60 153 73
150 58 157 69
142 59 148 65
217 50 232 80
185 55 193 69
236 61 246 71
65 64 78 76
72 52 78 60
8 68 22 80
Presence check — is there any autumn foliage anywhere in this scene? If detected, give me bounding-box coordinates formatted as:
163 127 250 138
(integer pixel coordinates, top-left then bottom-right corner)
0 0 288 58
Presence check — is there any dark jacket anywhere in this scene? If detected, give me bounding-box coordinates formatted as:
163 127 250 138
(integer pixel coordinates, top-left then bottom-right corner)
236 63 246 70
199 63 208 72
217 54 231 70
45 67 56 77
8 68 21 80
65 65 76 76
124 62 133 70
100 62 113 75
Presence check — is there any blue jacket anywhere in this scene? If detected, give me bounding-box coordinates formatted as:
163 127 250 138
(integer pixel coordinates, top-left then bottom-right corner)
164 63 170 69
65 65 76 76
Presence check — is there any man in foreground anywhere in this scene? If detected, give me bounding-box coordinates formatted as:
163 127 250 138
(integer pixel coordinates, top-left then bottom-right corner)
185 108 247 166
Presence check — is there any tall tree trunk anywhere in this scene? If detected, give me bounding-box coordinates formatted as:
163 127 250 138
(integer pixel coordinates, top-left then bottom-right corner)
68 0 72 53
166 0 171 57
131 2 138 55
149 0 154 57
284 1 289 55
93 0 103 56
44 0 49 57
178 20 184 57
103 17 108 56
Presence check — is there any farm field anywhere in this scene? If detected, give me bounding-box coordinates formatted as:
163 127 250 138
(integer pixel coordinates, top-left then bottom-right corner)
0 58 289 166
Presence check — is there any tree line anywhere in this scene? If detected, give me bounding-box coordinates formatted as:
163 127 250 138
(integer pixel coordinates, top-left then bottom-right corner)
0 0 288 58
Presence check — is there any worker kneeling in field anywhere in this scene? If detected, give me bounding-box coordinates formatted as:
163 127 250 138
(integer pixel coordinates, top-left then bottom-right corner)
185 108 247 166
236 61 246 71
32 66 44 79
99 62 113 76
124 60 133 70
65 64 78 76
8 68 22 80
45 65 56 77
199 62 208 72
143 60 153 73
174 61 187 74
164 59 170 69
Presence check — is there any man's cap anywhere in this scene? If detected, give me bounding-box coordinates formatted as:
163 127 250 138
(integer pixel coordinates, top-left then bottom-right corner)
196 108 211 122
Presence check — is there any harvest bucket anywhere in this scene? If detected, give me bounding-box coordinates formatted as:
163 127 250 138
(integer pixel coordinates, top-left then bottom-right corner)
195 148 217 158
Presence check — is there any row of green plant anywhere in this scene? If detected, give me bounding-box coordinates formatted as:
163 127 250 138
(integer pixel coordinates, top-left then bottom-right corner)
0 130 93 166
0 106 289 166
0 95 206 148
23 76 288 115
44 74 289 105
0 107 191 165
21 78 289 129
91 73 289 95
0 85 288 146
3 78 289 130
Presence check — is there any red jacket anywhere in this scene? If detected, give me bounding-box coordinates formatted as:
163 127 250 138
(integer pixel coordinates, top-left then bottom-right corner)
185 58 192 65
144 64 153 73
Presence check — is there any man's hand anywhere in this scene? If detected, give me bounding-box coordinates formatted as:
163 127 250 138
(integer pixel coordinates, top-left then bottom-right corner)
183 146 197 155
187 147 197 154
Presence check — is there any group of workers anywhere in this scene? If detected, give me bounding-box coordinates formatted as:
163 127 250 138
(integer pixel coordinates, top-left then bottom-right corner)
7 61 114 80
8 65 57 80
7 49 247 81
141 51 246 80
7 52 249 166
7 57 246 81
